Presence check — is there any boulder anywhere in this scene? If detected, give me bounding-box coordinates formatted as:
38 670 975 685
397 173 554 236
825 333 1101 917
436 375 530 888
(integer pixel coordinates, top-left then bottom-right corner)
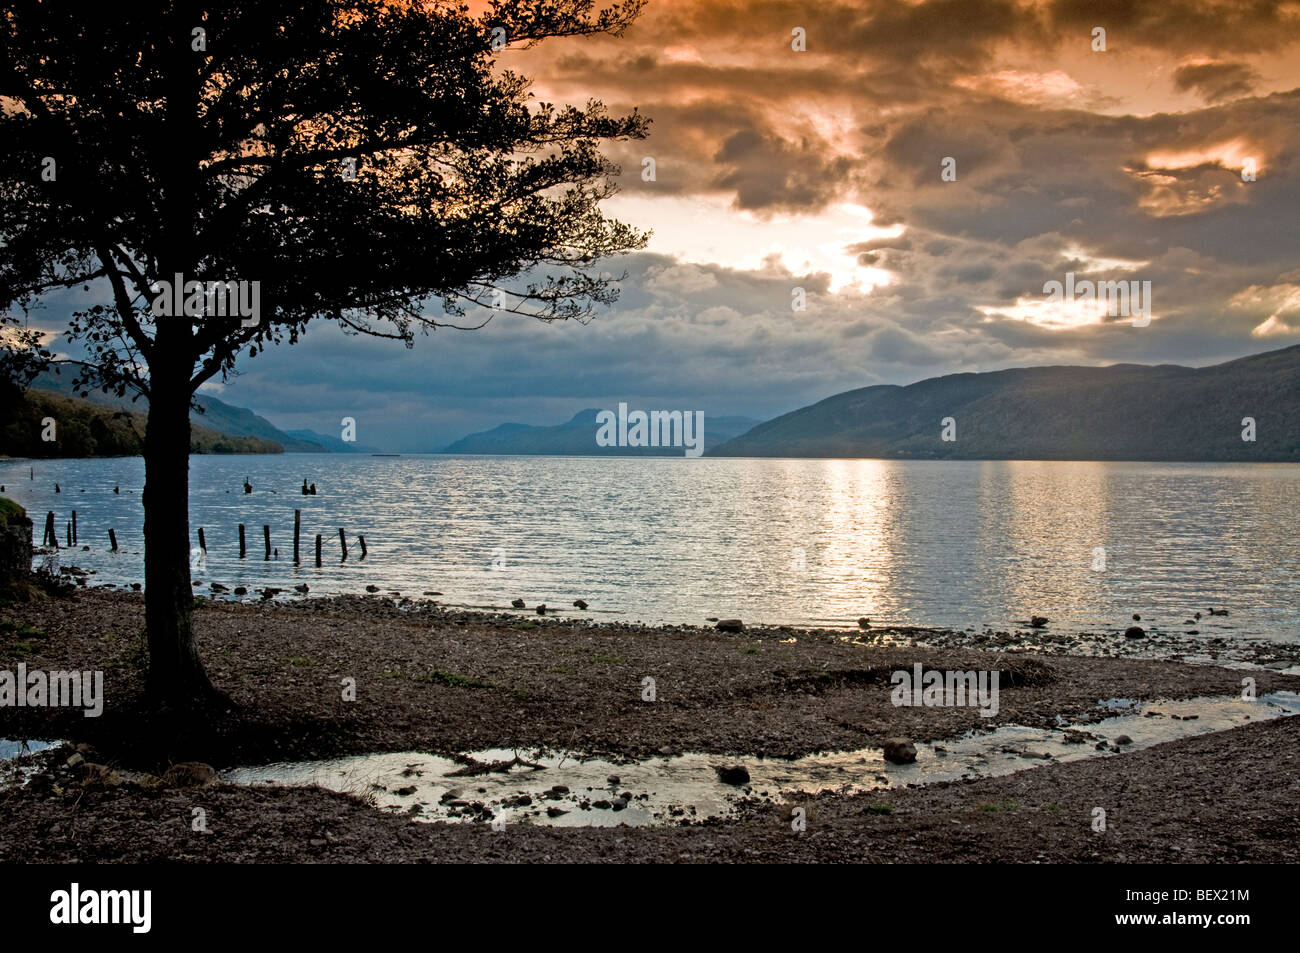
0 499 33 599
716 619 745 633
882 738 917 764
1124 625 1146 639
161 761 217 788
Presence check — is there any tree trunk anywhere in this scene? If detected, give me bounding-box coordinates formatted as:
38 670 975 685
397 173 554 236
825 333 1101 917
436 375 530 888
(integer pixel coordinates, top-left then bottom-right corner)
142 369 218 709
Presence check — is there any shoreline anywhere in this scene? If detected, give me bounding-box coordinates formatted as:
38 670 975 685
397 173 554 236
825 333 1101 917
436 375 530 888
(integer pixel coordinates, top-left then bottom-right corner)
44 572 1300 673
4 589 1298 766
2 589 1298 863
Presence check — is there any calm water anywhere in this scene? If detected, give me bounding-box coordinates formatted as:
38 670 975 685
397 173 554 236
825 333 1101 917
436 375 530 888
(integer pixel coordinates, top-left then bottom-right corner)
1 455 1297 642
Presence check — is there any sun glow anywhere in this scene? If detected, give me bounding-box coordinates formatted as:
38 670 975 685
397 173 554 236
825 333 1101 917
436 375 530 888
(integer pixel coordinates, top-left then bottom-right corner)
606 195 901 293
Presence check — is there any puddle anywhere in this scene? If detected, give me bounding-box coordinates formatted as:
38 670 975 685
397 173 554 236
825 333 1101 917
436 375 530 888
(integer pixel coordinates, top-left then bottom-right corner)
0 739 57 761
0 739 61 789
221 692 1300 827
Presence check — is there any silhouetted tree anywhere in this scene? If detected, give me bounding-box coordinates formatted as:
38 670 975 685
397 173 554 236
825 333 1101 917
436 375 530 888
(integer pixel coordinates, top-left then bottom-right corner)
0 0 648 709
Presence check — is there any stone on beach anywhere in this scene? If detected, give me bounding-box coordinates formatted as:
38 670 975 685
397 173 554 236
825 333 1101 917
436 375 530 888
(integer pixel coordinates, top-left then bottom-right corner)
1029 615 1049 628
511 598 525 608
882 738 918 764
1125 626 1146 639
161 762 218 788
573 599 588 610
716 619 744 632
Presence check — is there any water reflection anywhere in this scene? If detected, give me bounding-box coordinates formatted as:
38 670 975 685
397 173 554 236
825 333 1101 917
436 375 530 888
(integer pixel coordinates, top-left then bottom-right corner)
0 455 1295 643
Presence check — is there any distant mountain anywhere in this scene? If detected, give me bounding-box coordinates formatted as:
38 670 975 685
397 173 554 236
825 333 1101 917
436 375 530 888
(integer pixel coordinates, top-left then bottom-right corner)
28 372 325 452
283 428 379 453
444 408 762 455
709 345 1300 462
190 395 325 452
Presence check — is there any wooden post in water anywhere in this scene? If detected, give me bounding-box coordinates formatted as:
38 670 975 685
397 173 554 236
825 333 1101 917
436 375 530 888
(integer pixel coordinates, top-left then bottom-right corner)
71 510 77 544
263 525 271 560
338 528 348 562
315 534 322 568
108 529 118 552
358 535 367 560
238 524 246 558
294 510 301 565
197 527 206 554
65 521 71 546
44 511 56 548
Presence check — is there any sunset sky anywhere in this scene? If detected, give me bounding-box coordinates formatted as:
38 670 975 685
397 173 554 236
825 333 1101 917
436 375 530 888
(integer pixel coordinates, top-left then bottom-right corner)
40 0 1300 448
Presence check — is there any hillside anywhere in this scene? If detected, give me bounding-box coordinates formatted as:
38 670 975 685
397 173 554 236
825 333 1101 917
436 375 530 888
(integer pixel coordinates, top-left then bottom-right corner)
0 387 283 457
27 372 324 452
709 344 1300 461
444 408 761 455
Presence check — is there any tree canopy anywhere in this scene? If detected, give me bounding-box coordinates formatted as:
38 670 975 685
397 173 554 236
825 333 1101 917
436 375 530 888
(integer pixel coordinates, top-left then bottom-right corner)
0 0 649 400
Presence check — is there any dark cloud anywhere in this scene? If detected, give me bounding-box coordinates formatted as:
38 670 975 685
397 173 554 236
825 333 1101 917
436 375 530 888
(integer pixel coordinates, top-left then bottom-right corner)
1046 0 1300 55
711 128 858 213
1172 60 1259 103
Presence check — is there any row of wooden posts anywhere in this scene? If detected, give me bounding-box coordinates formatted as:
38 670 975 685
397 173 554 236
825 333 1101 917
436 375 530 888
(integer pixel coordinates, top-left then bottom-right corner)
42 509 366 566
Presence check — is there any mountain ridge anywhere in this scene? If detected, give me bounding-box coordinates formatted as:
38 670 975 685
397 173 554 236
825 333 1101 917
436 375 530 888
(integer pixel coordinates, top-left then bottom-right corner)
708 345 1300 461
443 408 762 455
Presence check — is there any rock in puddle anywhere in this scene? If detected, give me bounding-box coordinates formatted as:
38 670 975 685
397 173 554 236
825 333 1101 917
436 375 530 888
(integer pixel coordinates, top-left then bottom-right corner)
882 738 917 764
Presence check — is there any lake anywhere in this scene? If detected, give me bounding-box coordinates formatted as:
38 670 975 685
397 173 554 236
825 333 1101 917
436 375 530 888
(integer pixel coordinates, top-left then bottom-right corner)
1 454 1297 645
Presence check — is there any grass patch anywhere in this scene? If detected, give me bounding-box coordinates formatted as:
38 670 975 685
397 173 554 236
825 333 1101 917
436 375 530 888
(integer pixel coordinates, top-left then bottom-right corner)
867 804 894 816
288 655 316 667
980 799 1020 813
4 623 47 658
743 645 762 655
415 669 494 689
0 497 26 526
592 653 623 664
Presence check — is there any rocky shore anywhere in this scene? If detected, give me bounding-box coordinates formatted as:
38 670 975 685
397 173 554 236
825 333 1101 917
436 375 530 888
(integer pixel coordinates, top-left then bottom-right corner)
2 589 1297 863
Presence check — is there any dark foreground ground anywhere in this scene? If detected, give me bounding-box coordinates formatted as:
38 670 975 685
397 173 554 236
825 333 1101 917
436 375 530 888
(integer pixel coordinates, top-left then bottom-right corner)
1 590 1297 862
